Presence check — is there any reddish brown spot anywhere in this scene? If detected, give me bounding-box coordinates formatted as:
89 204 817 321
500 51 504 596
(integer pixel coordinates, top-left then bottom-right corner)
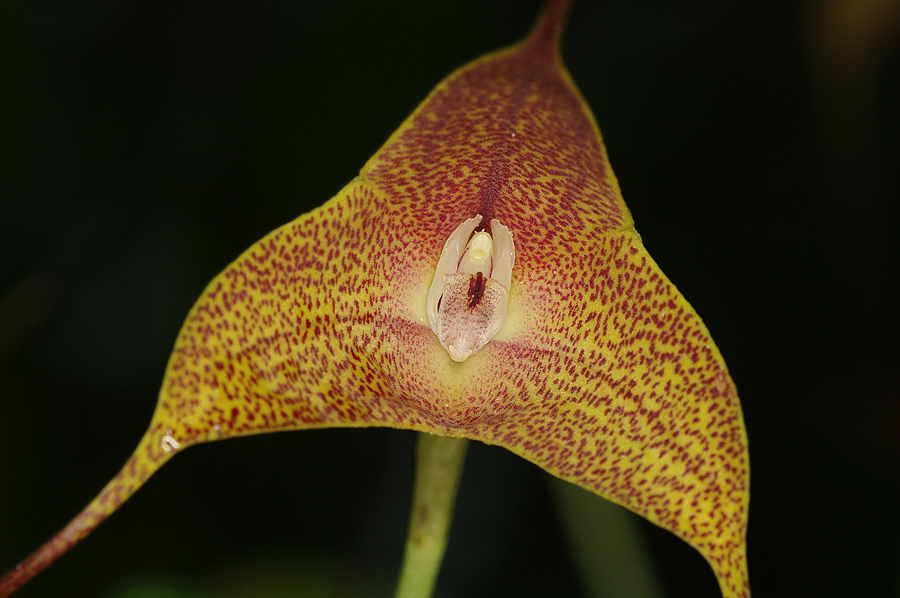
468 271 486 310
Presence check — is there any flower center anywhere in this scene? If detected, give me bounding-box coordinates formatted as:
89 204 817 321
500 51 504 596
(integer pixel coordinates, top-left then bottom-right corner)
427 215 515 362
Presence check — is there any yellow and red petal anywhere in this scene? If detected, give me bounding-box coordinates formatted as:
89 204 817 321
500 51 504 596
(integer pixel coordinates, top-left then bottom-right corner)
0 1 749 597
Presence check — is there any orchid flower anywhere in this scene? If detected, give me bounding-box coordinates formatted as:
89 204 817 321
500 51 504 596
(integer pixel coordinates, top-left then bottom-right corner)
0 1 750 597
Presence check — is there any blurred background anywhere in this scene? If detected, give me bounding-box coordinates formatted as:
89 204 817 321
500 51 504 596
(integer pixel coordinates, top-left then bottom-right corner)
1 0 898 596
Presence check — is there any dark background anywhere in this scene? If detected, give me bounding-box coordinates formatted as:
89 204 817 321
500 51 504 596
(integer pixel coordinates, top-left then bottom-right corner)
1 0 898 596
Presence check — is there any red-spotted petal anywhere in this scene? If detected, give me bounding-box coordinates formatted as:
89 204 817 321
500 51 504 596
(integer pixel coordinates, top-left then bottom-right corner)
0 2 749 597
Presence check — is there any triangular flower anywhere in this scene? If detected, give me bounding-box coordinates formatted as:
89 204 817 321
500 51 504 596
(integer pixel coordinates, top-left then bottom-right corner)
0 1 750 597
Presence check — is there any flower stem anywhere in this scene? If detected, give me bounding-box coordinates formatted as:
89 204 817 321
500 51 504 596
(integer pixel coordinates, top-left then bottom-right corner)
393 433 468 598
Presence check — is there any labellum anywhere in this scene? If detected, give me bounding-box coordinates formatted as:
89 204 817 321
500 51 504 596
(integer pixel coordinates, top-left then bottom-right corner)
426 215 515 362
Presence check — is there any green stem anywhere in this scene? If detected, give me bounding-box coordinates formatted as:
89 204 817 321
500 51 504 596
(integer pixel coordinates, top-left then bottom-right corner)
393 433 469 598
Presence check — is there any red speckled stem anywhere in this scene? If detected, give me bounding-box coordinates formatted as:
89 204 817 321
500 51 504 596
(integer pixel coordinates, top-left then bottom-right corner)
393 433 469 598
